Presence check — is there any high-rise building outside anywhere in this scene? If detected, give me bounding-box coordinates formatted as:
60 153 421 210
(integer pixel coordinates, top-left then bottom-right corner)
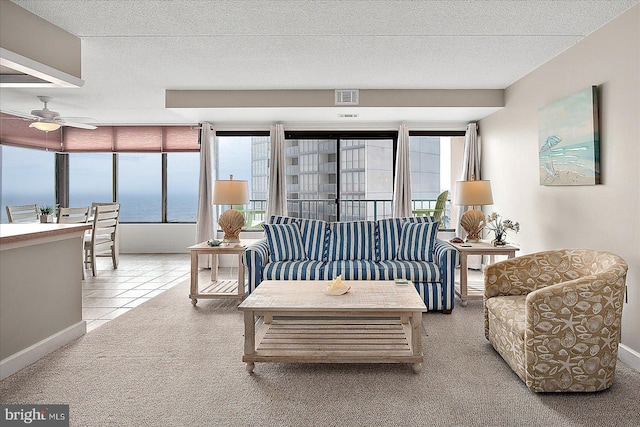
250 137 441 223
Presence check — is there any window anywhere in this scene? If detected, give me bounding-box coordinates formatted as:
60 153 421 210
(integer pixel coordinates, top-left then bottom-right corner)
69 153 113 208
284 133 395 222
118 153 162 222
251 138 270 201
1 125 201 224
340 139 393 221
167 152 199 222
1 145 55 223
217 134 270 228
284 139 338 221
409 136 443 199
409 134 460 229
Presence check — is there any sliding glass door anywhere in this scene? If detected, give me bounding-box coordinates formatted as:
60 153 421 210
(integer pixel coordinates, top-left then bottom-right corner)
284 132 395 222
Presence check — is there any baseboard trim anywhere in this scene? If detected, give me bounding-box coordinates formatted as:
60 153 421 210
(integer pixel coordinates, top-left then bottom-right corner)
618 343 640 373
0 321 86 380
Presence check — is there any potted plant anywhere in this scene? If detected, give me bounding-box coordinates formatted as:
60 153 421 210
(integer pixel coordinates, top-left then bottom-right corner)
39 205 54 223
486 212 520 246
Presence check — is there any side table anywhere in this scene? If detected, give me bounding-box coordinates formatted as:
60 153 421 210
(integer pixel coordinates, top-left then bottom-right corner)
448 240 519 306
187 239 257 306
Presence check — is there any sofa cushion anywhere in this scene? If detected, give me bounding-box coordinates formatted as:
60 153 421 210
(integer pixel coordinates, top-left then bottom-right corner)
325 260 379 280
396 221 438 262
263 260 327 280
326 221 376 261
297 218 329 261
377 260 441 283
263 223 307 262
376 216 435 261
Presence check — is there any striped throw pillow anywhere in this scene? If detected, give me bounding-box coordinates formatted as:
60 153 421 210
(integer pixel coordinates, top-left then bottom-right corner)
267 215 296 225
377 216 436 261
297 218 329 261
326 221 377 261
396 222 438 262
263 223 308 262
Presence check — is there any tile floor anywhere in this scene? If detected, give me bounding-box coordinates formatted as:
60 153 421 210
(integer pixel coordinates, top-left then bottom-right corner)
83 254 486 332
83 254 239 332
82 254 190 331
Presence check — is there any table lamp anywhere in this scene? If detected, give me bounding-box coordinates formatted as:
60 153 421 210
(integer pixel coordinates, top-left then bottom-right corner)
454 177 493 242
213 175 249 243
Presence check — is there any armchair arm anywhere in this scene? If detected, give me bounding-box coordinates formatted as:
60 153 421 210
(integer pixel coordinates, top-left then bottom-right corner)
434 239 459 310
523 271 626 391
242 238 270 294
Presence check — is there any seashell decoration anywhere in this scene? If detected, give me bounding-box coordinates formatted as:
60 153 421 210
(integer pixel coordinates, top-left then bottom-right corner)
325 275 350 295
218 209 245 242
459 209 486 241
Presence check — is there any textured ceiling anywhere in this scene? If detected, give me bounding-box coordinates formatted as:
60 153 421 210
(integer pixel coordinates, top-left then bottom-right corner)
0 0 637 129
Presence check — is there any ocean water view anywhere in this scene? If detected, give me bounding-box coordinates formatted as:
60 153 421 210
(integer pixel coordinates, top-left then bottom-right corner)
1 192 199 223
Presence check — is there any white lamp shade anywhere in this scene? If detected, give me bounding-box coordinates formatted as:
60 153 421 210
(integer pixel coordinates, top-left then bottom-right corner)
454 180 493 206
213 179 249 205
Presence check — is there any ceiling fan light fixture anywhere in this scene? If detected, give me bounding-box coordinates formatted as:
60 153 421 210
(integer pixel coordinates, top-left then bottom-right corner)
29 121 61 132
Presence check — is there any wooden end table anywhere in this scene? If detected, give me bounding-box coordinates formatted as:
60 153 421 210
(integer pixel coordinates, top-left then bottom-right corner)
187 239 257 306
448 240 519 306
238 280 427 374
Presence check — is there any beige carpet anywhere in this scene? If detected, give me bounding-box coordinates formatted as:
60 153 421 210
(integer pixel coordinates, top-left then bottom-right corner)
1 280 639 427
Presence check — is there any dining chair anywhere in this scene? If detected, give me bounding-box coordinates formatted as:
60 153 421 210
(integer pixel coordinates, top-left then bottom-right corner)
57 206 90 224
6 204 39 223
84 203 120 276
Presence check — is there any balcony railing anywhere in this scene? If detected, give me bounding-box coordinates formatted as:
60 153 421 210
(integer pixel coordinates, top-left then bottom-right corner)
318 162 337 174
225 197 452 230
285 165 299 175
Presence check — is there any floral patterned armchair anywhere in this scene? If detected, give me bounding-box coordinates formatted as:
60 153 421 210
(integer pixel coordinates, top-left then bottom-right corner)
483 249 628 392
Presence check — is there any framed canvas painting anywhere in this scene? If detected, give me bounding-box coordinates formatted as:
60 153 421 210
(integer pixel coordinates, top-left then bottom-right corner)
538 86 600 185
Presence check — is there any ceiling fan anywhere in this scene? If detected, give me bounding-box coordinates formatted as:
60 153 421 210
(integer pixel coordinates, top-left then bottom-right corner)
2 96 97 132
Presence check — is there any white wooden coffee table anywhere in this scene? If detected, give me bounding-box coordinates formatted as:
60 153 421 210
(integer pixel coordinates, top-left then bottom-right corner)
237 280 427 373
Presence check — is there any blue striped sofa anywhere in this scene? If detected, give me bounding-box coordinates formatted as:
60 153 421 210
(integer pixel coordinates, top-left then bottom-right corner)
242 216 459 312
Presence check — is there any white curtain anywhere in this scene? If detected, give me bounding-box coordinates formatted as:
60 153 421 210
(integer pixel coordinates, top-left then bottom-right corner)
196 123 217 267
392 124 412 217
266 124 288 218
457 122 483 268
456 122 481 237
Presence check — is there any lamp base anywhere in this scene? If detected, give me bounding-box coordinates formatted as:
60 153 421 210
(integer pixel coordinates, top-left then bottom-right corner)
219 209 245 243
460 209 486 242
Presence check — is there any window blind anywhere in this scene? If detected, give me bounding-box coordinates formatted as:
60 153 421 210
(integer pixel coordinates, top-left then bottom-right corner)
1 115 199 153
0 113 62 151
63 125 199 152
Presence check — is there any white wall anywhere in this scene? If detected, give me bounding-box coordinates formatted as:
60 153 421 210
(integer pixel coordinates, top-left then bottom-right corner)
119 223 197 253
479 5 640 367
119 224 264 267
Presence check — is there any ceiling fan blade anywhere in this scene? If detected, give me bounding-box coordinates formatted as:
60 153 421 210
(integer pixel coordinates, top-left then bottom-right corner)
61 116 97 122
0 110 38 120
61 120 98 130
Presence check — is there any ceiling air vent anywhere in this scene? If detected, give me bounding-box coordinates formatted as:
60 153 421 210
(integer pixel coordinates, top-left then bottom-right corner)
335 89 359 105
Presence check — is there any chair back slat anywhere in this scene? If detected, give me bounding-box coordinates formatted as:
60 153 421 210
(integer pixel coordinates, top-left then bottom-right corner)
91 204 120 242
84 202 120 276
6 204 39 223
57 206 90 224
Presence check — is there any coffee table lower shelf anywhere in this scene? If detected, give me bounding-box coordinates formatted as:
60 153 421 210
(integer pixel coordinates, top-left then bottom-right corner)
242 316 423 372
